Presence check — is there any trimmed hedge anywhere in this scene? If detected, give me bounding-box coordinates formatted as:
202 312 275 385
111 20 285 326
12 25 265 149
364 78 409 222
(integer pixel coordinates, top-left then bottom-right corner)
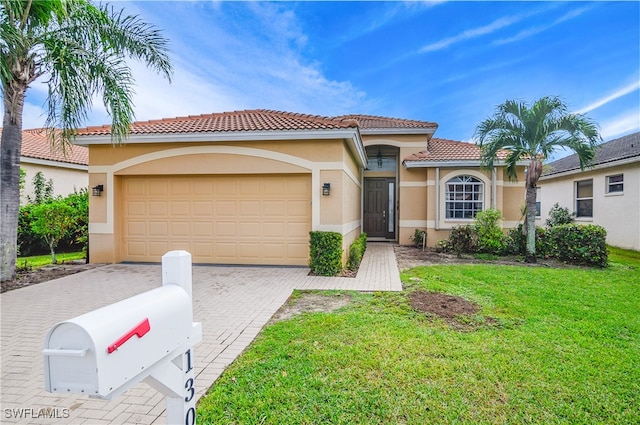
545 224 608 267
347 233 367 271
505 223 608 267
309 231 343 276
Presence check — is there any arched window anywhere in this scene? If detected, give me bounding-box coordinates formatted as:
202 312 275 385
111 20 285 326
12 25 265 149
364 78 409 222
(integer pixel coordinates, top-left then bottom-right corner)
445 175 484 219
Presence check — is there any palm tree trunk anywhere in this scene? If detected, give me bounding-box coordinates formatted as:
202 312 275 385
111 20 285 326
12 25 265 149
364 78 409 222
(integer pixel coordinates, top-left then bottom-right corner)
1 82 27 282
525 185 537 263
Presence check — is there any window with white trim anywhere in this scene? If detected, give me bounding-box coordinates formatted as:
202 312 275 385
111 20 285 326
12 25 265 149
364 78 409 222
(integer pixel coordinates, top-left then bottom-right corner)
445 175 484 219
606 174 624 194
575 179 593 218
535 187 541 217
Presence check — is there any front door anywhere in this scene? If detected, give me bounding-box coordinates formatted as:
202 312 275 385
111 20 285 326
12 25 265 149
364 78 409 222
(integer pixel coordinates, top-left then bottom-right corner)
363 178 395 239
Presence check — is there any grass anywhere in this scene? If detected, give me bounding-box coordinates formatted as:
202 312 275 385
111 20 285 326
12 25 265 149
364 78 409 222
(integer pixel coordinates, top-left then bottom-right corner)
16 251 85 269
197 248 640 424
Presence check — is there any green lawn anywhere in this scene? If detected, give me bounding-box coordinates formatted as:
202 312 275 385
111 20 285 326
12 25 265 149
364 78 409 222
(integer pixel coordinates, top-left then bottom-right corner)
17 251 85 269
197 248 640 424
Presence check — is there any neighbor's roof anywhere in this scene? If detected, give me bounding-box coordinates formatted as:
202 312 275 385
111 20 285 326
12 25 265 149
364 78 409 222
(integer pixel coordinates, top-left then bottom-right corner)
542 132 640 177
403 138 509 164
75 109 438 136
0 127 88 166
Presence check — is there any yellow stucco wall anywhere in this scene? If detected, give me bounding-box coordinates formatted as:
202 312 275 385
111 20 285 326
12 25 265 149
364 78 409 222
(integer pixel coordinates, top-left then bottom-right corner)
88 137 363 265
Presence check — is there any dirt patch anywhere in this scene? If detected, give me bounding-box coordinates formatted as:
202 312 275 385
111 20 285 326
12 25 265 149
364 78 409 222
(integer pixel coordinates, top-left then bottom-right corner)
269 293 352 323
409 290 495 330
1 261 105 293
409 290 478 319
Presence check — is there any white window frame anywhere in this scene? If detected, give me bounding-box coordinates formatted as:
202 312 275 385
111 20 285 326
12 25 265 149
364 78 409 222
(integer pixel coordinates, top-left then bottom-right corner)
444 175 484 220
606 174 624 195
575 179 593 218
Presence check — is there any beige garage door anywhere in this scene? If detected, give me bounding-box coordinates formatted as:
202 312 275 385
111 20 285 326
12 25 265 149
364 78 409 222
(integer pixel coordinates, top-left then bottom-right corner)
122 175 311 265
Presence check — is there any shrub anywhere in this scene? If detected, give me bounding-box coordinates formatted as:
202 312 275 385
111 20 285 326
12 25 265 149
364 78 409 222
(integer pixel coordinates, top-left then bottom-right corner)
18 189 88 257
30 200 76 264
448 225 476 258
347 233 367 271
309 231 343 276
546 203 575 228
473 209 505 254
546 224 608 267
18 203 48 256
409 229 427 248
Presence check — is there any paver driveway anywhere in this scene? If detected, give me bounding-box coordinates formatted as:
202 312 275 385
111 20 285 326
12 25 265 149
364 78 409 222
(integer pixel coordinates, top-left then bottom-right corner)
0 243 401 424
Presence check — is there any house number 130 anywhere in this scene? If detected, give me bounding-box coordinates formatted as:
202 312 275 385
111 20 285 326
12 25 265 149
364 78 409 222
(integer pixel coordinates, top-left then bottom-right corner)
184 349 196 425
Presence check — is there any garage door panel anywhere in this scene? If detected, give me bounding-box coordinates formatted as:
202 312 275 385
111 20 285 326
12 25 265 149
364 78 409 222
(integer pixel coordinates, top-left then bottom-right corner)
148 180 168 196
149 241 169 257
171 201 190 216
127 201 147 216
287 200 309 216
263 243 286 259
148 221 168 236
216 221 237 236
263 222 285 237
127 221 146 236
122 175 310 265
193 201 213 216
264 201 285 215
216 201 236 216
170 222 190 237
148 201 168 216
239 201 259 216
193 222 213 236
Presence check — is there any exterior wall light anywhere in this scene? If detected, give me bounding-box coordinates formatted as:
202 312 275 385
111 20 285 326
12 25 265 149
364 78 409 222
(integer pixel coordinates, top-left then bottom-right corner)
92 184 104 196
322 182 331 196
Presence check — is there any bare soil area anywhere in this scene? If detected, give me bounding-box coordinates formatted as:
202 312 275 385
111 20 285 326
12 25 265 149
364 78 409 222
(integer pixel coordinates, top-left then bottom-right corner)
1 260 104 293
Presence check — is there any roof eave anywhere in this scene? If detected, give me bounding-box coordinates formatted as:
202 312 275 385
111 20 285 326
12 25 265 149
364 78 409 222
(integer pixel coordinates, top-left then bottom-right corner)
360 127 436 136
540 155 640 180
74 128 369 169
21 156 89 170
403 159 528 168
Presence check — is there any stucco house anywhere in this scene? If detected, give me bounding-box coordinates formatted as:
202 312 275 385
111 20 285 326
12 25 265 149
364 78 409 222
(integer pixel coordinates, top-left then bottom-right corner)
0 128 89 203
537 132 640 251
74 109 526 266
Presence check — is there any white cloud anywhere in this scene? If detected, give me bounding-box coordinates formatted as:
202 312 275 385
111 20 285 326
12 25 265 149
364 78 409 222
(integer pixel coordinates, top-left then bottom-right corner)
599 111 640 140
574 81 640 114
495 5 593 45
420 15 523 53
20 102 47 130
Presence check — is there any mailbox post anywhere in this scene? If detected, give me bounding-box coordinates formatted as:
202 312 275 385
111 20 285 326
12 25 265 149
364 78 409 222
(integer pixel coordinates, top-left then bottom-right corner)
43 250 202 425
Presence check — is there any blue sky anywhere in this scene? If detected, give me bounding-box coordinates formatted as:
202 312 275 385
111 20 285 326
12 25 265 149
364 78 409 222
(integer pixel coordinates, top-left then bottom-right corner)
18 1 640 145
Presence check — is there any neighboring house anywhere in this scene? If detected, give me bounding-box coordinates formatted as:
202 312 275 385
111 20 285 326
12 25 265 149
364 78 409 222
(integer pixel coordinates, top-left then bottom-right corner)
74 109 526 265
538 132 640 251
0 127 89 203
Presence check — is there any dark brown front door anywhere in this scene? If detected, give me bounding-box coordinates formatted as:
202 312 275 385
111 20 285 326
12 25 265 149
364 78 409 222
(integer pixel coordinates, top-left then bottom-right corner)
364 178 395 239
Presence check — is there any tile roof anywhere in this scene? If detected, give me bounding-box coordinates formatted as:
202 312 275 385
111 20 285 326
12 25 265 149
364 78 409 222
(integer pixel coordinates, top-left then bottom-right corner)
77 109 360 136
543 132 640 177
75 109 439 136
0 127 88 166
403 138 508 163
334 114 438 130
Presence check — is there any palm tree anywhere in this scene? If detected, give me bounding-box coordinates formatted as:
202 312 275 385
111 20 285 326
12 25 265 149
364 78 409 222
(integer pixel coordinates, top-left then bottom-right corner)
474 96 600 263
1 0 173 281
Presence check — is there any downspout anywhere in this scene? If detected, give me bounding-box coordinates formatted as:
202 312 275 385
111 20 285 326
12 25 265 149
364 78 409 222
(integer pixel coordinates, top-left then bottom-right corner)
491 168 497 209
435 167 440 230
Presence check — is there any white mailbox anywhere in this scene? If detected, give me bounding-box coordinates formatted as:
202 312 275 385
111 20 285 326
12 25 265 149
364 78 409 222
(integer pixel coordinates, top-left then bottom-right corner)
44 284 195 397
43 250 202 425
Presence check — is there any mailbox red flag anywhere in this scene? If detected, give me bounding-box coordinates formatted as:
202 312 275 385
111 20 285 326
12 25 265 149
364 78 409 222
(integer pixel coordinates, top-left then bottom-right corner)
107 318 151 354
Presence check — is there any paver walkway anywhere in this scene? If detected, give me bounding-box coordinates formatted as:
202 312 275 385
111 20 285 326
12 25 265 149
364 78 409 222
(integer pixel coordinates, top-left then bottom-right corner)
0 243 401 424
